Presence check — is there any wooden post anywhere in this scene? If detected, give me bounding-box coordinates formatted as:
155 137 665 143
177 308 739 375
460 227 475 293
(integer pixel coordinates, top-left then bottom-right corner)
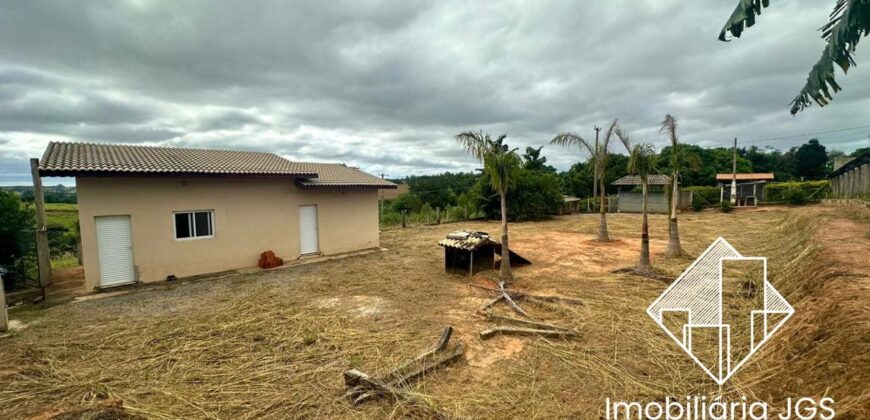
730 138 738 205
401 210 406 228
30 158 52 288
1 274 8 333
435 207 441 225
753 181 758 206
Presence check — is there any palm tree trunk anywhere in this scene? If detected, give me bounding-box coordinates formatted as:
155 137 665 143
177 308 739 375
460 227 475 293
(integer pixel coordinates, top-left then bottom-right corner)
597 176 609 242
666 176 683 256
639 180 651 272
499 190 512 281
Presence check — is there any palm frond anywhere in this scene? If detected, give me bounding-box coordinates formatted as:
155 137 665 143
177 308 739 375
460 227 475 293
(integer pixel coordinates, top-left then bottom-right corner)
791 0 870 114
454 131 487 161
718 0 771 41
660 114 678 153
615 127 632 154
550 132 595 156
627 143 658 180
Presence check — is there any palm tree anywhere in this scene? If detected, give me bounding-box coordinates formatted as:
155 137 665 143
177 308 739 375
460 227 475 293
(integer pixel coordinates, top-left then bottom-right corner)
617 130 657 273
455 131 521 281
551 119 618 242
719 1 870 114
661 114 684 257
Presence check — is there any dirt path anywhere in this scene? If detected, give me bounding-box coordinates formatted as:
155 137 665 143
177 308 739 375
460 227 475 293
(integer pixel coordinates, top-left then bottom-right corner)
814 214 870 277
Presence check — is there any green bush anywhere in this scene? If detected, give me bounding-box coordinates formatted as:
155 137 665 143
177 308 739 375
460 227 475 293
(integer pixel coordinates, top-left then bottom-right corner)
691 200 704 212
389 193 423 213
720 200 733 213
684 186 720 207
783 187 808 205
764 180 830 203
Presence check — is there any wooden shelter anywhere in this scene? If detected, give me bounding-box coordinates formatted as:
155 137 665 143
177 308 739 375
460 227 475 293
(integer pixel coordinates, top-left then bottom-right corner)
438 231 531 277
611 175 692 213
716 173 774 207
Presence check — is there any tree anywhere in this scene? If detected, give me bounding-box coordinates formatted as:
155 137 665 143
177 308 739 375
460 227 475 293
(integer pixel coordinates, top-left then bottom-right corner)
617 130 658 273
560 153 629 198
390 192 424 213
0 191 36 286
403 172 478 209
719 1 870 114
471 169 562 221
522 146 557 173
660 114 696 257
455 132 522 281
551 120 619 241
793 139 828 179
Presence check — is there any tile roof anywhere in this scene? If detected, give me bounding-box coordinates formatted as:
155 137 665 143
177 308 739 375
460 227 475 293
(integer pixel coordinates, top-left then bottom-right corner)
612 174 671 186
715 173 775 181
39 142 396 189
295 163 396 189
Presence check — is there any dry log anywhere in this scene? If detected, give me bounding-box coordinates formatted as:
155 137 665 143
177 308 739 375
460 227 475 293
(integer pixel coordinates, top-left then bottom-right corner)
479 295 505 312
498 281 529 318
344 326 464 409
468 283 583 306
484 313 576 333
385 326 453 382
479 327 579 340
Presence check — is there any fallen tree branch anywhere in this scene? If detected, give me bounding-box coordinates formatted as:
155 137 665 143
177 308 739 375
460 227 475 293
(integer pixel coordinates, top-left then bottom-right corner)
479 326 579 340
484 313 576 333
479 295 505 312
498 281 529 318
468 283 583 306
343 326 463 414
384 326 453 381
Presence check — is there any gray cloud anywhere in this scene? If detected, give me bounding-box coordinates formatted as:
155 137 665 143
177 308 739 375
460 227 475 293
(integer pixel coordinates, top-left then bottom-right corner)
0 0 868 183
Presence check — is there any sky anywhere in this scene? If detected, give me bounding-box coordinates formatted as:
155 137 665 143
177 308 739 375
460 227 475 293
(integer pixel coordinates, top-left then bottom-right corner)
1 0 869 185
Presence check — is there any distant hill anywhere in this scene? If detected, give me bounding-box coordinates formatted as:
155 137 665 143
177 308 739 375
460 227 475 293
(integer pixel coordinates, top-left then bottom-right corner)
0 184 77 203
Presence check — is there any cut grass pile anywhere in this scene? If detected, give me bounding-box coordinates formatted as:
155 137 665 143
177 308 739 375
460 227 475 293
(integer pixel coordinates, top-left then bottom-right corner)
0 206 867 418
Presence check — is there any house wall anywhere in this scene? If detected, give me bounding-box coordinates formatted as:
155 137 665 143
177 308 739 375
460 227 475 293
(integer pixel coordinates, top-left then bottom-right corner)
77 176 379 290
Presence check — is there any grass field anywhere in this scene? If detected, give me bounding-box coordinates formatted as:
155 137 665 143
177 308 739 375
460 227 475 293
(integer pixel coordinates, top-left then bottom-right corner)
1 206 867 419
44 202 79 231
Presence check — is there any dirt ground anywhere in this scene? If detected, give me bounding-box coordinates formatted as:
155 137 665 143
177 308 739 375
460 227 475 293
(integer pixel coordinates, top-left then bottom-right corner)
1 206 867 419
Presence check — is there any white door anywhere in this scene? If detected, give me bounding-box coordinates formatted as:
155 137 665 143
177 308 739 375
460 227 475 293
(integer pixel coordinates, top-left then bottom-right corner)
95 215 135 287
299 205 319 255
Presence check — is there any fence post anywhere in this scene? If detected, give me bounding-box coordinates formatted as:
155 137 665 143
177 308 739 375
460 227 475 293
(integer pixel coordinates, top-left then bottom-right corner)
1 274 7 332
435 207 441 224
30 159 52 288
401 210 406 228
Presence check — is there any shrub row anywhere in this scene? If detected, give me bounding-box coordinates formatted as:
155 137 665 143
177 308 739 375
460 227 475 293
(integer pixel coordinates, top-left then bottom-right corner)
764 180 830 203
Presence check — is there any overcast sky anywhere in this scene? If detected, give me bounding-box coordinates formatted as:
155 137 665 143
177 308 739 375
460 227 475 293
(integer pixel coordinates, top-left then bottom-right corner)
1 0 869 184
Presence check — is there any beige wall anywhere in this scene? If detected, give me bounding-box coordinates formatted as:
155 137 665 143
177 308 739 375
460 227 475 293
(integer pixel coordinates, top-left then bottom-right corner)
77 176 379 290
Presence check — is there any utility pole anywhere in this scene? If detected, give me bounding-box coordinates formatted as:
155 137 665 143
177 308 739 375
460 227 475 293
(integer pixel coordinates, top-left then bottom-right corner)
30 158 52 289
731 138 738 205
379 173 385 222
593 126 601 200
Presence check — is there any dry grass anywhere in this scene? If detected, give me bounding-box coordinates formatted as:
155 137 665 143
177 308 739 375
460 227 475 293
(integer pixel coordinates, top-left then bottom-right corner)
1 206 867 419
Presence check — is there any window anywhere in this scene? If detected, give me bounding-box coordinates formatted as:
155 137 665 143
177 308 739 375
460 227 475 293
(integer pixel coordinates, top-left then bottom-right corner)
174 210 214 239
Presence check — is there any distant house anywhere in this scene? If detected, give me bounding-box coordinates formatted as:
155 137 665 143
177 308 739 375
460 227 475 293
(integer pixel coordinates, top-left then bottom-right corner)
715 173 774 206
378 182 410 201
558 195 582 214
38 142 396 290
611 174 690 213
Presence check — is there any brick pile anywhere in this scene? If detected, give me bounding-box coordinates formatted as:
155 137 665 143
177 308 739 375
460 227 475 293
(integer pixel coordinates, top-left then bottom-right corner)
258 250 284 269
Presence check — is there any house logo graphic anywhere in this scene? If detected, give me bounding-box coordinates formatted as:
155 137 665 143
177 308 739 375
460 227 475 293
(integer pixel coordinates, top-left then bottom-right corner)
647 237 794 385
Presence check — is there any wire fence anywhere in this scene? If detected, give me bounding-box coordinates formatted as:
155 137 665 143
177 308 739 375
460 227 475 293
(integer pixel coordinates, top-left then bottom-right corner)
379 205 485 230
